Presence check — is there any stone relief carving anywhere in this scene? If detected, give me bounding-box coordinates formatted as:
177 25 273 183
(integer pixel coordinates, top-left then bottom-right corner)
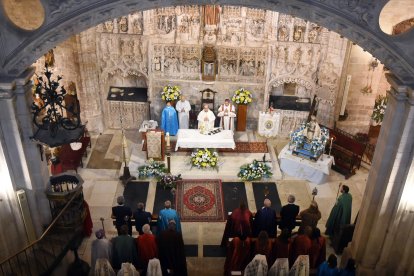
176 6 201 43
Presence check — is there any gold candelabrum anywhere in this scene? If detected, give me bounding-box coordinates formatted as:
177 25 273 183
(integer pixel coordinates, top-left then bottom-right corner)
119 112 136 184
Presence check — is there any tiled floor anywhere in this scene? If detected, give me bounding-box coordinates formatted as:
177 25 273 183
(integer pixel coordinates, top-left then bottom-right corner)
75 129 368 274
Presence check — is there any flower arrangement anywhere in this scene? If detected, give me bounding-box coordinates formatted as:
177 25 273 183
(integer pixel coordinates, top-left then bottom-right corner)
138 159 167 179
289 123 329 158
232 88 252 105
238 160 272 181
160 173 182 190
371 94 387 124
161 85 181 102
190 148 218 169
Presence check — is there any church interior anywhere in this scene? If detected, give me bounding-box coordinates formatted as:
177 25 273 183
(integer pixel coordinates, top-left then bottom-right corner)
0 0 413 275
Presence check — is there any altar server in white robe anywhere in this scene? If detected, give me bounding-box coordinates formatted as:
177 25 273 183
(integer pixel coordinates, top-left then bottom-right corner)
217 98 236 131
175 95 191 129
197 103 216 131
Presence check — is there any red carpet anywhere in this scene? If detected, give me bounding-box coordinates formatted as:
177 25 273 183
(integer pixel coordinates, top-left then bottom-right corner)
143 141 268 153
176 179 225 222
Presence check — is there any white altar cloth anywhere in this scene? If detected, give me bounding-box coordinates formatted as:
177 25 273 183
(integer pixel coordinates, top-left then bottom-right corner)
278 145 333 184
175 129 235 151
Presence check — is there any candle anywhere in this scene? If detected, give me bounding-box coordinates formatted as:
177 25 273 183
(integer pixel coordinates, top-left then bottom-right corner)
329 137 334 156
166 132 170 146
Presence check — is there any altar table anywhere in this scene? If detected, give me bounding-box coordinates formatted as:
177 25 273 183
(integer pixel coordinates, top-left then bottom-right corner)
175 129 235 151
278 145 333 184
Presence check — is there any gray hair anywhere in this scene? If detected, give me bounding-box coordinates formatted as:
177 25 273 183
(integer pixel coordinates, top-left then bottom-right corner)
165 200 171 208
117 196 125 205
288 194 295 203
142 224 151 234
264 199 271 207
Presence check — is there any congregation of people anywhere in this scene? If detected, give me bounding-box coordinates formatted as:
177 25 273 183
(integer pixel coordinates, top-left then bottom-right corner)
223 185 354 276
93 184 353 275
91 197 186 276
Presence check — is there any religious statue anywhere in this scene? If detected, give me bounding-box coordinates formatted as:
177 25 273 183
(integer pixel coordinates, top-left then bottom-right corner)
302 115 321 142
197 103 216 133
119 16 128 33
217 99 236 131
44 49 55 67
203 5 220 26
175 95 191 129
161 102 179 136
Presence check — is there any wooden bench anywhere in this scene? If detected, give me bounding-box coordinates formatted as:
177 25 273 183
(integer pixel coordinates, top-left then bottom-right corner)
325 126 366 179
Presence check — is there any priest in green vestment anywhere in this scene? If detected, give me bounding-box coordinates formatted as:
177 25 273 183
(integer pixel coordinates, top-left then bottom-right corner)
325 185 352 236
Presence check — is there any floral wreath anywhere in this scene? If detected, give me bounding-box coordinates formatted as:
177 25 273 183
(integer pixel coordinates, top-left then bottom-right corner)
190 148 219 169
161 85 181 102
232 88 252 105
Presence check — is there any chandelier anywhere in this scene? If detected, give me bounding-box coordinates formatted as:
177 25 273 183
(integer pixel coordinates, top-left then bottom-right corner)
31 65 85 147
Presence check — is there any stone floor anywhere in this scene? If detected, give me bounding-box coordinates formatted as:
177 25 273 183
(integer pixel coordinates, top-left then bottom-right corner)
71 129 368 275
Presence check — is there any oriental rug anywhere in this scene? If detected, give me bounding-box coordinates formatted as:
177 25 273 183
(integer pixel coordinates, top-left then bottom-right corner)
175 179 225 222
143 141 268 153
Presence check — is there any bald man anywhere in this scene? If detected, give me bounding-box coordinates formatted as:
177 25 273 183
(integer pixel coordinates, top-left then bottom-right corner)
157 200 181 234
253 199 277 238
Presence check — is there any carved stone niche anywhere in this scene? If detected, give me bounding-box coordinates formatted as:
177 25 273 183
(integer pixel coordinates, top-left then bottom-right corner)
201 46 217 81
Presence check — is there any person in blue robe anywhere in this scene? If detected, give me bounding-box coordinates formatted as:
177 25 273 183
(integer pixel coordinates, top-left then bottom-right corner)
161 101 179 136
157 200 181 234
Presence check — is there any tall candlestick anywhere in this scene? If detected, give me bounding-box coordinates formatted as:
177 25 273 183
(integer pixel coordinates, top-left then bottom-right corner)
166 132 170 147
329 137 334 157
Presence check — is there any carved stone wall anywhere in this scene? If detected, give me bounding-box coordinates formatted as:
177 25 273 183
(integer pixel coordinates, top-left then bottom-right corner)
34 5 348 131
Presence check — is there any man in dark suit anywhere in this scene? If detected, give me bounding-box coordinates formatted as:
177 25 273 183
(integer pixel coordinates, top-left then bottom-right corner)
133 202 152 235
253 199 277 238
111 196 132 235
279 194 300 233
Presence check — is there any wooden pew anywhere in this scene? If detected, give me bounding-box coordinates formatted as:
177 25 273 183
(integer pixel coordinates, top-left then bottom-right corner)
325 126 366 179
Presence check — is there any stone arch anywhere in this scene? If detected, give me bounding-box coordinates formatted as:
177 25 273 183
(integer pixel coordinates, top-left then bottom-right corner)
0 0 413 85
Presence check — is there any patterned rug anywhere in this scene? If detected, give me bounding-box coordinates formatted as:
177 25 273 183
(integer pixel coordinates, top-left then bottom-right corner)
143 141 268 153
175 179 225 222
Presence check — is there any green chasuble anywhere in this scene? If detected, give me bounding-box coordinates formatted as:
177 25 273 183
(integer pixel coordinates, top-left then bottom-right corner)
325 193 352 236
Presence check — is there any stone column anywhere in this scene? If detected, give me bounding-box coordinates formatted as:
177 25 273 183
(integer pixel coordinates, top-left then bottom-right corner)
0 68 51 239
344 73 414 275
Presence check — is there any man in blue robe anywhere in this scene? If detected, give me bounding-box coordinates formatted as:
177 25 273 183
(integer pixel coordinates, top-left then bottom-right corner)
161 101 179 136
157 200 181 234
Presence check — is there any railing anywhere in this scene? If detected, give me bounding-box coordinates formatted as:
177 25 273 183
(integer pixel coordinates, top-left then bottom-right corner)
0 187 84 276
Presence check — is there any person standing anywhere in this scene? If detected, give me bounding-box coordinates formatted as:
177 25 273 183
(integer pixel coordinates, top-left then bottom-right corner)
279 195 300 233
157 220 188 276
197 103 216 131
157 200 181 234
299 201 322 230
217 98 236 131
91 229 112 271
253 199 277 238
111 225 139 270
111 196 132 236
133 202 152 235
175 95 191 129
161 101 179 136
230 201 253 237
136 224 158 274
325 185 352 236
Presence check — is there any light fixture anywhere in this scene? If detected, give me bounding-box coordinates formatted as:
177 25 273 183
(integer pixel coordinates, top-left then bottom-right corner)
31 65 85 147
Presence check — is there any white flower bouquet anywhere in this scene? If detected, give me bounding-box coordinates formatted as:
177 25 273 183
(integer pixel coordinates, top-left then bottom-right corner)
161 85 181 102
231 88 252 105
190 148 218 169
238 160 272 181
